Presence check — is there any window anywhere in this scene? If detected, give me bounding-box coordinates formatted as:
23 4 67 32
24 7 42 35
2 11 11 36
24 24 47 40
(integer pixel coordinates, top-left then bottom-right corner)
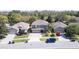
37 25 47 28
32 25 36 28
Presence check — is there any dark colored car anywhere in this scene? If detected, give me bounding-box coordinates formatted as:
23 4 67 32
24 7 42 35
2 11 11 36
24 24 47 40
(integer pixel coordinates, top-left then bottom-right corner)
56 32 61 36
45 38 56 43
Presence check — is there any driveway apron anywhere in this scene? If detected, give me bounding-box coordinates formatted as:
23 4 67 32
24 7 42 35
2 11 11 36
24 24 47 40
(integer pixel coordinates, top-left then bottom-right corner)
28 33 42 42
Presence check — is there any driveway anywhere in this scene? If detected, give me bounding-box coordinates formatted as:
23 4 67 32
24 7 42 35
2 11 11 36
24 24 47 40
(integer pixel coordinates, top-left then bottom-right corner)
28 33 42 42
0 34 16 44
57 36 70 42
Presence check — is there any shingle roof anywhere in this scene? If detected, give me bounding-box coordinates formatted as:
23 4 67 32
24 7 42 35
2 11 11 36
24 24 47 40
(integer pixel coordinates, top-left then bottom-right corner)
12 22 30 30
32 19 49 25
53 21 67 29
75 17 79 22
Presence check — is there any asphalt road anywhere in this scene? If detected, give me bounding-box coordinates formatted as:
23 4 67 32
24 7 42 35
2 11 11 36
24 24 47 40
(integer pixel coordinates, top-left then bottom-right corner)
0 41 79 49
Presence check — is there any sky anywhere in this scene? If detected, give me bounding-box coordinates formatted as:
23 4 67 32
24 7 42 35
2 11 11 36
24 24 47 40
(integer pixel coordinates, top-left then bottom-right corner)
0 0 79 11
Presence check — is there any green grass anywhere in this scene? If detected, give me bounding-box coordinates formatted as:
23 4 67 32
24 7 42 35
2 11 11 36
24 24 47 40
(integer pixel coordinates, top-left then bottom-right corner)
13 39 27 43
13 35 28 43
40 32 56 41
74 35 79 41
40 37 48 41
14 35 28 39
42 32 55 37
40 37 58 41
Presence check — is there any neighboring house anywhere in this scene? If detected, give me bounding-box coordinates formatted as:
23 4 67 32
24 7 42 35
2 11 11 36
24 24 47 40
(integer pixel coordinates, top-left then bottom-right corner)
8 22 30 34
75 17 79 23
68 17 79 25
31 19 49 33
53 21 67 33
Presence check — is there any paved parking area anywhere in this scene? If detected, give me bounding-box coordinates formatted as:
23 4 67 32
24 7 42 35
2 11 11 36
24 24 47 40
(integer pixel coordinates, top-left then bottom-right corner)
57 36 70 42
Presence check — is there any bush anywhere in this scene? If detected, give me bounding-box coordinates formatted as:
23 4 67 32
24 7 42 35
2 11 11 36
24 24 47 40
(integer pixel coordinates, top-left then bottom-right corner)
50 33 55 37
65 24 77 37
70 39 75 42
0 34 5 39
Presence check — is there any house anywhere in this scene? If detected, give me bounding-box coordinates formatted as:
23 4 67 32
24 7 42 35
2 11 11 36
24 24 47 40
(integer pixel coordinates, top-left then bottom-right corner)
31 19 49 33
8 22 30 34
53 21 67 33
68 17 79 26
74 17 79 23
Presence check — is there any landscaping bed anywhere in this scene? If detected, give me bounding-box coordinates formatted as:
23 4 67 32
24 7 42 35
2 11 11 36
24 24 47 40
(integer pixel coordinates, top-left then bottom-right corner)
40 32 57 42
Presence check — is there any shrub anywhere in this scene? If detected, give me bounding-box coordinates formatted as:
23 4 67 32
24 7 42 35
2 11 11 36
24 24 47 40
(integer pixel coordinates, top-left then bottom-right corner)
50 33 55 37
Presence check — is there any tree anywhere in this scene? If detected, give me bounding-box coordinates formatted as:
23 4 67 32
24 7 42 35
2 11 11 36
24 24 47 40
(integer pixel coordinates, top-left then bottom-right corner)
0 15 8 24
75 25 79 35
28 16 36 24
40 15 44 20
8 11 22 25
46 15 52 23
64 15 76 22
0 24 7 35
65 24 77 37
0 15 8 39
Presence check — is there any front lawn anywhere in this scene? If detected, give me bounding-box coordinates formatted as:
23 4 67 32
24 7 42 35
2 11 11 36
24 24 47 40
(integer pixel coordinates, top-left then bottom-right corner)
40 37 49 41
40 32 57 42
74 35 79 41
13 39 27 43
40 37 58 42
13 34 29 43
42 31 55 37
14 35 28 39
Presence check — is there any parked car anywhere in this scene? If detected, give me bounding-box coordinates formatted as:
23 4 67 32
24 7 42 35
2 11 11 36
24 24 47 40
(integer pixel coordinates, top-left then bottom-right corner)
56 32 61 36
45 38 56 43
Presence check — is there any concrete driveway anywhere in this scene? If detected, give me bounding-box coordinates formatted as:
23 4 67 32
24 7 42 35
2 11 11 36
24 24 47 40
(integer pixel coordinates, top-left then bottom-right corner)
57 36 70 42
0 34 16 44
28 33 42 42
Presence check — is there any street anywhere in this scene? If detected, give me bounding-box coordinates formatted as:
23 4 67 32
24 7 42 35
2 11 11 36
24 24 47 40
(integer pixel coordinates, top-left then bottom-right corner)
0 41 79 49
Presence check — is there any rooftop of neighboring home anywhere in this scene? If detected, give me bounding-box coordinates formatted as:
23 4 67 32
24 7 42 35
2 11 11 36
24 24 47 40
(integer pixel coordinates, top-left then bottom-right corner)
69 17 79 25
32 19 49 25
11 22 30 30
75 17 79 23
53 21 67 29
